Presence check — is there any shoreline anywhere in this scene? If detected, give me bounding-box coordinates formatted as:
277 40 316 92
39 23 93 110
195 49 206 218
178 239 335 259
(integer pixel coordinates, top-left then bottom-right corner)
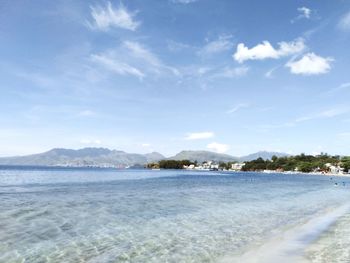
183 168 350 177
0 164 349 178
220 203 350 263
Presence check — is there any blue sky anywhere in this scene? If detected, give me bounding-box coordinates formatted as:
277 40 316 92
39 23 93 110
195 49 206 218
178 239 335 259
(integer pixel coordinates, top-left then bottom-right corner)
1 0 350 157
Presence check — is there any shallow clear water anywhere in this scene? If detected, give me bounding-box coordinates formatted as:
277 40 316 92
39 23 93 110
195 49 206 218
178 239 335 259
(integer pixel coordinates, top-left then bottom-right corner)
0 167 349 263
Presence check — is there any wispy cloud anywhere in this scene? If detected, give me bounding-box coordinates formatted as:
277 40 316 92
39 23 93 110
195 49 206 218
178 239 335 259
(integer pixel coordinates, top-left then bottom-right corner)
286 53 333 75
269 108 349 128
291 7 312 23
261 106 350 130
13 70 55 89
90 53 145 79
264 66 280 78
336 82 350 91
197 67 212 76
338 11 350 31
77 110 96 117
207 142 229 153
324 82 350 95
170 0 198 4
124 41 180 76
260 107 349 132
211 66 249 79
258 122 295 132
90 41 179 79
233 38 305 63
198 35 233 57
338 132 350 139
88 2 140 31
123 41 179 75
80 139 102 145
167 40 192 52
185 132 214 140
124 41 161 66
226 103 249 114
298 7 312 19
295 107 349 122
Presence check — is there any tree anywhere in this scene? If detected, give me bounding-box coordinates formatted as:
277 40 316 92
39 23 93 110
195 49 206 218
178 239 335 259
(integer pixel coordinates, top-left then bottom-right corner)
298 162 314 173
341 157 350 172
158 160 193 169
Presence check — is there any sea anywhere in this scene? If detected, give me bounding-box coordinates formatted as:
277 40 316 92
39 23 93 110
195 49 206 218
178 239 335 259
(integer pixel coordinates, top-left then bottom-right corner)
0 166 350 263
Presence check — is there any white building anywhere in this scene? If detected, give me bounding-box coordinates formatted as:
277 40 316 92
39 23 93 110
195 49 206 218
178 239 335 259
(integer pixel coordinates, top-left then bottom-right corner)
325 163 345 175
231 163 245 171
185 161 219 170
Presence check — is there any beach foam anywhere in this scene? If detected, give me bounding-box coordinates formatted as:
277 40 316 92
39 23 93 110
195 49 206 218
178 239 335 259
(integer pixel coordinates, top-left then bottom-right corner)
221 203 350 263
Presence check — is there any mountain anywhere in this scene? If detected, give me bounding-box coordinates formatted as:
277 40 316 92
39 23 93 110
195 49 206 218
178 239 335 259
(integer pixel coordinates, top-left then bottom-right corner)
168 150 290 163
144 152 166 162
168 150 238 163
0 148 165 167
0 148 290 167
239 151 290 162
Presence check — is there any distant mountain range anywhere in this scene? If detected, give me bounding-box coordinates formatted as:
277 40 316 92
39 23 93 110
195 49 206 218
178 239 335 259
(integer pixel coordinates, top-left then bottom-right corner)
238 151 290 162
168 150 289 163
0 148 289 167
0 148 165 167
169 150 236 163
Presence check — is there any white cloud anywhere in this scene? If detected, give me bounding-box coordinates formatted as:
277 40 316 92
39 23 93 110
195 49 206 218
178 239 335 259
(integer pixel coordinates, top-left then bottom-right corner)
142 143 151 147
171 0 198 4
286 53 333 75
291 7 312 23
338 11 350 31
298 7 311 19
198 35 233 56
207 142 230 153
90 53 145 79
226 103 249 114
233 39 305 63
89 2 140 31
185 132 214 140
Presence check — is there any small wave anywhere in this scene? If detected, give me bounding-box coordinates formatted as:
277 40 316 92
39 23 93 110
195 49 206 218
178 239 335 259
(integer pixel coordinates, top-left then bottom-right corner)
221 203 350 263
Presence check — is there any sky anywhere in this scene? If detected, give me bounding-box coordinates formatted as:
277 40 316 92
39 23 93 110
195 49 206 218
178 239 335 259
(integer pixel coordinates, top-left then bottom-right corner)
1 0 350 157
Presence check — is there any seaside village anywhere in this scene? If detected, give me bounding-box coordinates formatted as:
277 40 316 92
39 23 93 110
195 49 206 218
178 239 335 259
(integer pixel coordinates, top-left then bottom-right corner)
182 161 349 175
182 161 245 171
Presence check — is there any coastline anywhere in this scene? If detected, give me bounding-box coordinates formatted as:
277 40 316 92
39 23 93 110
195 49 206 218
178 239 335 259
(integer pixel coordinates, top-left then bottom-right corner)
1 164 349 177
183 168 350 177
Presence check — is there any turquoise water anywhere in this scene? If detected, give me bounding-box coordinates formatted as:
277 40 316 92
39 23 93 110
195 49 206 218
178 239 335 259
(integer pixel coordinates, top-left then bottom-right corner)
0 167 350 263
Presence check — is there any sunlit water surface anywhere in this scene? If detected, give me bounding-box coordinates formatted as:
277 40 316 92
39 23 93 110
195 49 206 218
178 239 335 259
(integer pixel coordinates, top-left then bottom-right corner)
0 167 350 263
